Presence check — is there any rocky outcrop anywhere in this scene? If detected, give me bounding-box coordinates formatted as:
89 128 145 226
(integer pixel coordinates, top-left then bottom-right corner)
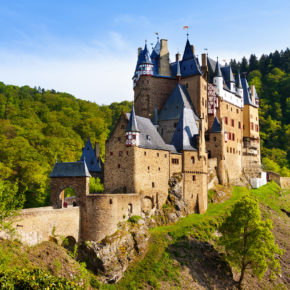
77 221 149 283
154 173 189 225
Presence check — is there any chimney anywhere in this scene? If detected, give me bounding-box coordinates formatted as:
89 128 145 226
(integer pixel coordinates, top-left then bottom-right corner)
190 45 195 56
202 53 207 67
95 142 100 159
175 53 181 62
138 47 142 57
159 39 171 76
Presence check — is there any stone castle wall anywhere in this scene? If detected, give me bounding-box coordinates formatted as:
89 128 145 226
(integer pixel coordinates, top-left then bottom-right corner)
1 206 80 246
81 193 141 242
134 75 177 118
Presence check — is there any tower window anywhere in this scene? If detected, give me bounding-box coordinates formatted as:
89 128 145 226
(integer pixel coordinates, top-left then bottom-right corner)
191 156 195 164
157 153 159 157
158 167 160 171
118 164 121 168
148 166 150 170
225 117 228 125
214 137 217 142
236 109 239 114
152 182 155 188
172 158 179 164
192 175 196 181
144 151 147 156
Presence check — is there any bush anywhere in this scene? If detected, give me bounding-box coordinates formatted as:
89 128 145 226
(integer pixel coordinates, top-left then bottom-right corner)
128 215 142 224
0 268 79 289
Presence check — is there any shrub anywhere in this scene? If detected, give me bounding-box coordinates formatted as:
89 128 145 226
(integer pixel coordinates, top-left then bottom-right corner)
128 215 142 224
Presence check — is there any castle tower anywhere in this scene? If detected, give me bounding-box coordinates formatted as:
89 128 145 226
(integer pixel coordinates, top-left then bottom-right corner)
158 39 171 76
126 107 140 146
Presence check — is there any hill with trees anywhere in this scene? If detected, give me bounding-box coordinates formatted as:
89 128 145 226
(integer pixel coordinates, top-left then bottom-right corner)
0 48 289 208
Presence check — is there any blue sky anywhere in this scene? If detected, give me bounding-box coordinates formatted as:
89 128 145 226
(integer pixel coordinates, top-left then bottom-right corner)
0 0 289 104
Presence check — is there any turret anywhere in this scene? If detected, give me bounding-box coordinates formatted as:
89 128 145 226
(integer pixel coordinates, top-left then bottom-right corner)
176 59 181 82
126 107 140 146
133 43 154 86
158 39 171 76
213 59 223 96
228 66 236 92
236 72 243 98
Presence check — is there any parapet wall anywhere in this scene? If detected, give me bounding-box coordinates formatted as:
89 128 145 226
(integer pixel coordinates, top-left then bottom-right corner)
4 206 80 246
81 193 141 242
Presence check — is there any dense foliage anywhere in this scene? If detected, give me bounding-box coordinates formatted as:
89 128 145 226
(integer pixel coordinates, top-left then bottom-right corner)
230 49 290 175
0 82 132 207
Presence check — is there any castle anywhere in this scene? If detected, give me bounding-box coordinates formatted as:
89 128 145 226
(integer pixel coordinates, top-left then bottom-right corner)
7 37 262 245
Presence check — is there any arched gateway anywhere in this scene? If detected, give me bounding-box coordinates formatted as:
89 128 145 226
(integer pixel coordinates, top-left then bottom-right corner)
49 161 91 208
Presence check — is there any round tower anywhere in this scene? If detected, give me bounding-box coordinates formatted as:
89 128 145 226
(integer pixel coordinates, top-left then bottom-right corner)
213 59 223 97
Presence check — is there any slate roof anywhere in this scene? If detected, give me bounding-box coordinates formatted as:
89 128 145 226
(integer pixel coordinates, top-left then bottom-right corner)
151 39 160 75
49 161 91 178
125 113 176 152
214 60 222 77
182 40 194 61
126 107 140 132
171 107 199 151
80 138 102 173
159 84 199 121
210 116 222 133
236 72 242 88
241 76 256 106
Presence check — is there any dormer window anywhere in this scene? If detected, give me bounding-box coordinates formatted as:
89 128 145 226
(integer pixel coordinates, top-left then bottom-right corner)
146 135 151 141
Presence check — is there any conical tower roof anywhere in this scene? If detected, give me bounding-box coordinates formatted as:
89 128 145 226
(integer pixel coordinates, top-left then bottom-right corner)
210 116 222 133
126 107 140 132
214 60 222 77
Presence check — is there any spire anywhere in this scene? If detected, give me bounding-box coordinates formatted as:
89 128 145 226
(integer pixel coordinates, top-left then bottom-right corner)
152 107 159 126
228 66 235 82
236 72 242 88
141 43 152 64
210 116 222 133
126 107 140 132
241 75 254 106
214 59 222 77
182 39 194 61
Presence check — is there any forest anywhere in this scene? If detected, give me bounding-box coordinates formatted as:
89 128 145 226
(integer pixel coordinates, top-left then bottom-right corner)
0 48 289 208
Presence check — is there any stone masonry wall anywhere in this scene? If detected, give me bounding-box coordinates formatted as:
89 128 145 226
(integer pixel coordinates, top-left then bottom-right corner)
134 75 177 119
104 114 135 193
1 206 80 246
81 194 141 242
134 148 171 211
182 151 208 213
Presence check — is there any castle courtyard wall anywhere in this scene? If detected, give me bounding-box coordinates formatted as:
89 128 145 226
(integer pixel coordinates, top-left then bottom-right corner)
0 206 80 246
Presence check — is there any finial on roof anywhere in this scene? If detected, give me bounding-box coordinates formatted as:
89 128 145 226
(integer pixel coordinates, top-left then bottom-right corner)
186 33 189 39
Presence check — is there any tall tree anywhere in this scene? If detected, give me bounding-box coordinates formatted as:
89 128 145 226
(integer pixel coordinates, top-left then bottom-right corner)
218 195 283 289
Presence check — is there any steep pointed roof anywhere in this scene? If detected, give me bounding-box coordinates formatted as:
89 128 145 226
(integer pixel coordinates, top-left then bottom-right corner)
236 72 242 88
182 39 194 61
126 107 140 132
159 84 199 121
152 107 159 126
241 76 255 106
221 66 235 82
151 39 160 75
171 107 199 151
49 161 91 178
80 138 102 173
210 116 222 133
140 43 152 64
214 60 222 77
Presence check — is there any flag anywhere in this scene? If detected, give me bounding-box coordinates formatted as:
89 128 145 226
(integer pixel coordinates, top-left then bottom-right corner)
183 26 189 30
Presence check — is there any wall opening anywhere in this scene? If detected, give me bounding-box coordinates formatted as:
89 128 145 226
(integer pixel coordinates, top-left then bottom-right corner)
59 187 77 208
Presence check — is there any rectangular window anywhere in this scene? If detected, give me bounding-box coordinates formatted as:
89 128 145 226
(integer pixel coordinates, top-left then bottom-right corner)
152 182 155 188
225 117 228 125
255 124 259 132
250 122 254 130
164 154 167 158
231 119 234 127
192 175 196 181
118 137 121 142
132 135 136 140
171 158 179 164
144 151 146 156
110 152 113 156
118 164 121 168
157 153 159 157
238 122 241 129
228 132 231 140
191 156 195 164
232 133 235 141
